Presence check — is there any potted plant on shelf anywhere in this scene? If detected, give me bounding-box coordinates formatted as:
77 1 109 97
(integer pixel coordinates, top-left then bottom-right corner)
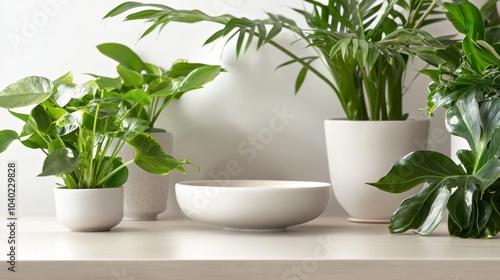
370 0 500 238
92 42 222 220
103 0 448 222
0 69 195 231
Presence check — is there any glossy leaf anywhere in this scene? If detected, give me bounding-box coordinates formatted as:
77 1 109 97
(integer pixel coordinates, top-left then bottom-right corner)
97 157 128 188
117 65 144 87
127 133 192 175
53 71 73 86
30 105 51 133
21 134 47 149
445 94 481 151
370 151 465 193
0 76 53 109
39 148 81 177
0 130 19 153
97 43 144 72
177 65 221 93
121 89 151 106
447 177 476 229
55 83 95 107
120 118 149 141
417 186 451 235
55 111 83 136
444 1 484 40
389 182 446 234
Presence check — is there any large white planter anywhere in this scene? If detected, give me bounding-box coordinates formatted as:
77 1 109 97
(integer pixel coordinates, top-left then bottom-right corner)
119 131 173 220
55 187 124 231
324 119 430 223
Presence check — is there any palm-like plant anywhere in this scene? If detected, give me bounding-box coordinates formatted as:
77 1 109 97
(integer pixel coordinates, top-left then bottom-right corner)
104 0 447 120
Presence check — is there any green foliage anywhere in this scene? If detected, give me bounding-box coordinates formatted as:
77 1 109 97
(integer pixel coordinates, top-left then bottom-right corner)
371 1 500 238
94 43 222 129
104 0 448 120
0 63 201 188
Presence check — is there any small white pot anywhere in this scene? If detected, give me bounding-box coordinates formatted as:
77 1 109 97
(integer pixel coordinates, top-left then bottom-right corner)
324 119 430 223
119 131 173 220
54 187 124 231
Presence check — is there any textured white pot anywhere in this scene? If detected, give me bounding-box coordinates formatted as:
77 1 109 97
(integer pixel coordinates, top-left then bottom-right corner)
324 119 430 223
120 131 173 220
54 187 124 231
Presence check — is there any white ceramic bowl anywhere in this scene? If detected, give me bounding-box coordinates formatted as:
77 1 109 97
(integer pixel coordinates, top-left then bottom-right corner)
175 180 331 231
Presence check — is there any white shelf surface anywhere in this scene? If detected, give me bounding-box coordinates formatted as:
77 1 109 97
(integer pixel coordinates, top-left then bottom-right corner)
2 216 500 280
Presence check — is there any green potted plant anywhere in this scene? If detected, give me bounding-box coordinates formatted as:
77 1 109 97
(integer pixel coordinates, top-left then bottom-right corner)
0 70 195 231
370 0 500 238
91 42 222 220
103 0 447 222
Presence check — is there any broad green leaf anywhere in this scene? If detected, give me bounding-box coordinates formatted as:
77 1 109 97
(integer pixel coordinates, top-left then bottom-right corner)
177 65 221 93
117 65 144 87
462 37 500 72
55 111 83 136
47 107 68 121
53 71 73 86
0 130 19 153
127 132 192 175
444 2 484 40
446 94 481 151
30 105 51 133
474 158 500 192
447 177 476 229
38 148 81 177
389 182 446 234
369 151 465 193
0 76 53 109
8 110 29 122
21 133 47 149
169 62 212 78
81 112 120 134
479 98 500 138
97 43 144 72
456 149 475 174
477 199 493 234
55 83 95 107
417 187 451 235
97 157 128 188
47 139 65 154
86 74 123 90
121 89 151 106
120 118 149 141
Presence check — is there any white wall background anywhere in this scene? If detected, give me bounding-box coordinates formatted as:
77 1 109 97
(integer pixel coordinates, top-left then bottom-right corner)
0 0 452 218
